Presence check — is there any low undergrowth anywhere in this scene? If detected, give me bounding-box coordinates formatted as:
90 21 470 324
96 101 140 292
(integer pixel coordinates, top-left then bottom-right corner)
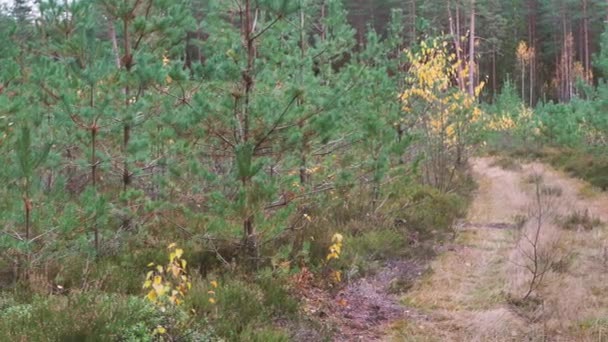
0 169 475 341
558 209 604 231
493 146 608 191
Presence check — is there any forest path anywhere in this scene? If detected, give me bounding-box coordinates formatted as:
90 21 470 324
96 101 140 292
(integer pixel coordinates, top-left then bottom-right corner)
390 157 608 341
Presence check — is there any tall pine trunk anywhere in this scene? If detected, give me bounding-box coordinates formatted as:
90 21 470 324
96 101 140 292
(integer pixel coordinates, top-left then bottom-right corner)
468 0 476 97
241 0 258 266
448 0 465 91
583 0 590 79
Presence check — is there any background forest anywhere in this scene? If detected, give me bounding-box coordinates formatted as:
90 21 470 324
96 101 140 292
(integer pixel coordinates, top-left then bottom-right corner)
0 0 608 341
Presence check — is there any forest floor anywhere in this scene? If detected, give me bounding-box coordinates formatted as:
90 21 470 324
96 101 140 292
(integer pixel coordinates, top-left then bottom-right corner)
309 157 608 341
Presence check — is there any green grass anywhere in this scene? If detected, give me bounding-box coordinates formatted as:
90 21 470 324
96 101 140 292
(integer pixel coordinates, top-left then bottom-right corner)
0 293 169 341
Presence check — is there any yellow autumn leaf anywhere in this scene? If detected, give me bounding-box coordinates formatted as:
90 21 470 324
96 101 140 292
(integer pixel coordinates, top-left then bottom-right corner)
175 248 183 259
333 270 342 282
156 265 164 274
208 298 216 304
155 325 167 334
181 259 187 269
146 290 157 302
143 280 152 289
147 262 155 267
170 264 180 277
153 275 162 285
153 284 167 297
332 233 343 243
210 280 218 288
326 252 338 261
168 242 177 249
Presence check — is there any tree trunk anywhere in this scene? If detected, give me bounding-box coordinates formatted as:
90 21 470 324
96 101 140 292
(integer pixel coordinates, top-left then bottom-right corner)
411 0 416 44
492 47 497 98
527 0 537 104
122 16 133 193
108 19 121 68
448 0 465 91
529 49 534 106
583 0 590 79
298 5 308 186
241 0 257 266
91 117 99 254
320 0 326 41
522 61 525 102
468 0 476 97
24 196 31 242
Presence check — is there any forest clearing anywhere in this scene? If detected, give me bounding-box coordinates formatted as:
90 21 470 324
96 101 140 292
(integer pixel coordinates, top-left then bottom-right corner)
1 0 608 341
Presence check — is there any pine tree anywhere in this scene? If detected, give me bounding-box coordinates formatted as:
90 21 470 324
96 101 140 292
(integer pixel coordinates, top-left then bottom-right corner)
12 0 31 22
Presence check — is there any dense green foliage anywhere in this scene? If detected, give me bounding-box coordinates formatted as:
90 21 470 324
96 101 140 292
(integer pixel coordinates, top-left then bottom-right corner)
1 0 607 340
484 23 608 189
0 0 480 340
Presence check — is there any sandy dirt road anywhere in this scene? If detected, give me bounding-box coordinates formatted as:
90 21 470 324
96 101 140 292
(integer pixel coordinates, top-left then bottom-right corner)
391 157 608 341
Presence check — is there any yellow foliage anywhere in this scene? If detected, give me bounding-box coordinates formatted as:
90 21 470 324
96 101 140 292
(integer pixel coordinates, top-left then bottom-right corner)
332 270 341 283
144 243 190 310
516 41 534 65
401 38 485 149
208 280 219 305
326 233 343 261
332 233 343 244
484 105 534 133
325 233 345 285
154 325 167 335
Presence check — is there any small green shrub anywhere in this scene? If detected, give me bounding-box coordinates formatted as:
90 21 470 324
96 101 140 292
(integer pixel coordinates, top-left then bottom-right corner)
559 210 603 231
524 173 543 184
343 229 408 261
550 253 575 273
513 214 528 229
238 326 290 342
577 317 608 339
540 184 563 197
255 269 299 317
402 186 467 241
212 279 266 338
332 229 408 277
187 274 298 341
0 293 162 341
534 148 608 191
490 157 522 171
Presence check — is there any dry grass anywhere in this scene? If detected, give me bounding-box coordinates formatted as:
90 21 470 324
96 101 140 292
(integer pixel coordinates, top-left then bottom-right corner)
391 157 608 341
578 183 603 199
490 156 523 171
